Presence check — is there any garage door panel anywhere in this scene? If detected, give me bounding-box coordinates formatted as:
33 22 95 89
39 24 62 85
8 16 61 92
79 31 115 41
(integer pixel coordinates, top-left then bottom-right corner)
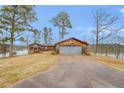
59 46 82 55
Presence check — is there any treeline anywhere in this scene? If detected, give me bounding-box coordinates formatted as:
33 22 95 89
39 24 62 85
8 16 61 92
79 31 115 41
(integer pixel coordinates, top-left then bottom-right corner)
0 44 25 51
90 44 124 60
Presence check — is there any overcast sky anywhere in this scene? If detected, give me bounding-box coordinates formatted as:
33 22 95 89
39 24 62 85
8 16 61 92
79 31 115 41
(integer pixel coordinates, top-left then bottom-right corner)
0 5 124 45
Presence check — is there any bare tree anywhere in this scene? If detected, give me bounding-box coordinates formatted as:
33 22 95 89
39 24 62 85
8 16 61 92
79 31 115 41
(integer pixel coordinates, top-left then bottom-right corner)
92 8 123 54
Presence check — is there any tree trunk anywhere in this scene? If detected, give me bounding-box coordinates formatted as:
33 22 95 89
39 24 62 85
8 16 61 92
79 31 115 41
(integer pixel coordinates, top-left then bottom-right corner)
45 37 47 44
59 26 61 41
105 47 108 56
95 23 99 55
116 44 120 59
61 19 65 41
121 49 124 60
62 27 64 40
26 38 29 49
116 49 120 59
61 26 64 40
9 31 14 57
1 43 4 57
100 43 103 54
9 13 15 57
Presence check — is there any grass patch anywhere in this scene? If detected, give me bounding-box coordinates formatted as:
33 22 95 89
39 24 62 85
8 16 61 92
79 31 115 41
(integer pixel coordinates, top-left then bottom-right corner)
0 52 59 87
91 54 124 72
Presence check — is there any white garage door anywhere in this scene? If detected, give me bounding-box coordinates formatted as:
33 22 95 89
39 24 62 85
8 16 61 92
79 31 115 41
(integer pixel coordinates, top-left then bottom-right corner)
59 46 83 55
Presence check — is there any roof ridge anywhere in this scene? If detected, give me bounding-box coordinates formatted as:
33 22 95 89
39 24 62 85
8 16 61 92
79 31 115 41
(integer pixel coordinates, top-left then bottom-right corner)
55 37 88 45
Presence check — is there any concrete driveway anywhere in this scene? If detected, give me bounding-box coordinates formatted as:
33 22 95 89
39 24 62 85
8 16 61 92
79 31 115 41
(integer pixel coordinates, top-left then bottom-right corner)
11 55 124 88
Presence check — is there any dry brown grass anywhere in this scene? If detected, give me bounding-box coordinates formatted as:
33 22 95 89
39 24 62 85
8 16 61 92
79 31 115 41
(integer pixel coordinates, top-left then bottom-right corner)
91 53 124 71
0 51 59 87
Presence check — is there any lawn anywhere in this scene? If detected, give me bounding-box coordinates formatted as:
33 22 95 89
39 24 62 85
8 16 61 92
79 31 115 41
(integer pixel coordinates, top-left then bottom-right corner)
0 52 58 87
91 54 124 72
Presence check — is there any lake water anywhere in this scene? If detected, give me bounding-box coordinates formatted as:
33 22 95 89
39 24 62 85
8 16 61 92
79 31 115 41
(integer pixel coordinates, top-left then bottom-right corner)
16 50 28 56
0 49 28 58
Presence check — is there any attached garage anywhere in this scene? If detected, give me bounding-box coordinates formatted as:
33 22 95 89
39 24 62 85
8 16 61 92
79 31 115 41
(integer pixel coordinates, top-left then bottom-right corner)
59 45 83 55
55 37 88 55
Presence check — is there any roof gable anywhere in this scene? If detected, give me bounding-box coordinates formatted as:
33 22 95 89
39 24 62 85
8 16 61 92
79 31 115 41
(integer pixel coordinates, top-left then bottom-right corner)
29 43 44 46
55 37 88 45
